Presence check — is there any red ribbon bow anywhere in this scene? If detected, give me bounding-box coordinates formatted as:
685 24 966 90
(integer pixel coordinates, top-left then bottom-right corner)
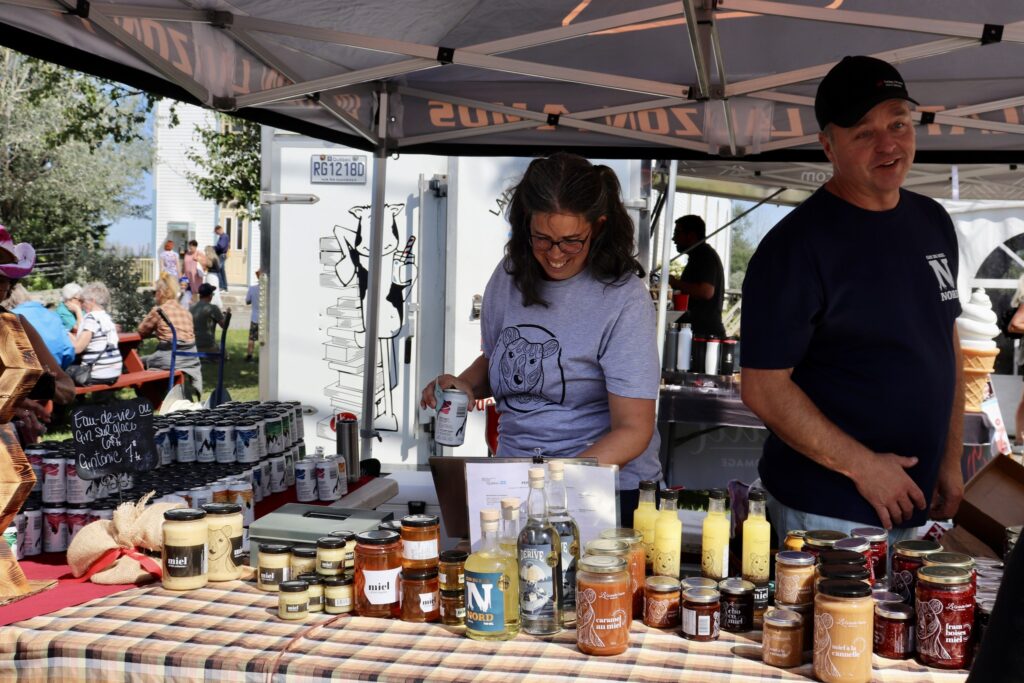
70 546 163 583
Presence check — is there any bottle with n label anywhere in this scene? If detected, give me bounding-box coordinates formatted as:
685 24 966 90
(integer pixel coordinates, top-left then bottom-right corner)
465 509 509 640
162 508 209 591
518 467 562 636
545 460 579 628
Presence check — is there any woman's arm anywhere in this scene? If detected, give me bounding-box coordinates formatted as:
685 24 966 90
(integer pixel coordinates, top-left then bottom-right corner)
73 329 94 354
18 314 75 405
1009 304 1024 334
420 354 491 411
577 393 656 467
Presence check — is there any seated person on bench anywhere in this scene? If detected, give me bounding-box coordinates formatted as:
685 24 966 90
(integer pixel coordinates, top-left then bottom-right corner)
137 273 203 394
67 282 123 387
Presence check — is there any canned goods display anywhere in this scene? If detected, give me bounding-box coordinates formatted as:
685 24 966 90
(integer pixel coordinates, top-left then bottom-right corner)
41 455 66 504
264 415 285 455
212 423 236 463
434 388 469 447
65 457 95 505
194 422 216 463
235 421 261 463
154 425 174 466
173 424 196 463
23 502 42 556
269 454 287 493
295 459 318 502
66 504 90 540
42 505 68 552
316 457 342 501
283 449 295 487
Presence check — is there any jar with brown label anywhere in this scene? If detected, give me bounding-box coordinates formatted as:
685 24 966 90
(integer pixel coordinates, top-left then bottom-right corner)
400 514 440 570
201 503 243 582
892 539 942 604
718 578 755 633
643 576 680 628
323 576 354 614
440 589 466 625
257 544 292 591
681 587 720 642
162 508 209 591
802 530 847 559
762 608 803 668
439 550 468 591
915 565 974 669
874 601 914 660
400 568 441 623
317 536 346 576
290 546 318 577
814 579 873 683
278 580 309 621
354 529 402 618
775 551 815 604
298 572 324 613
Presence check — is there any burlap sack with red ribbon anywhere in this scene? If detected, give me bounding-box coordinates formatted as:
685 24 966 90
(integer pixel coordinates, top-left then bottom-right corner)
67 492 184 585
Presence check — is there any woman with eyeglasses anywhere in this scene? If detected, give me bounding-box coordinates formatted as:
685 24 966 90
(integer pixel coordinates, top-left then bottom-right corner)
421 153 660 525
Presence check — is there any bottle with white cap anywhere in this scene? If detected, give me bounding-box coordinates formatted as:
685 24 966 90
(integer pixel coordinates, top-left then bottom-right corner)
517 467 563 635
545 460 579 628
465 509 513 640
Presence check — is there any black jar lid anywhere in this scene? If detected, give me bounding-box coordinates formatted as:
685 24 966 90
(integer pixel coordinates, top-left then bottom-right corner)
639 480 658 491
279 580 308 593
201 503 242 515
708 488 727 501
163 508 206 521
819 564 870 581
291 546 317 558
440 589 464 598
439 550 468 563
316 536 345 549
819 549 867 566
747 489 766 503
356 529 400 545
401 514 439 527
402 568 439 581
297 573 322 586
818 579 872 598
258 543 292 554
323 576 354 587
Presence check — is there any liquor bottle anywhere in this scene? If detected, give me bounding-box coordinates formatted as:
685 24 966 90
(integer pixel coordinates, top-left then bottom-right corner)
517 466 562 635
546 460 579 628
499 497 522 637
742 488 771 625
653 489 681 578
633 480 658 572
465 509 511 641
702 488 730 580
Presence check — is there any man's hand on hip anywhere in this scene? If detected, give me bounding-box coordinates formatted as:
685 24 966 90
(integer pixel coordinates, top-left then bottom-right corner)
850 452 927 529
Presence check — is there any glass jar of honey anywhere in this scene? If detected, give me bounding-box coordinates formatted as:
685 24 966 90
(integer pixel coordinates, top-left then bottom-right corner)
784 530 807 552
643 576 680 629
278 580 309 621
316 536 346 577
162 508 209 591
323 576 354 615
599 528 645 620
354 530 402 618
439 550 468 592
401 568 441 622
328 529 356 572
813 579 873 683
400 514 440 570
201 503 243 582
298 572 324 613
290 546 318 577
576 556 631 655
257 543 292 592
440 589 466 625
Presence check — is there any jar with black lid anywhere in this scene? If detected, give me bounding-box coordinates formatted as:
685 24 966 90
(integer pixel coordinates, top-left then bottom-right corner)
717 578 755 633
818 549 867 567
802 530 847 558
298 573 324 613
439 549 468 591
400 567 440 622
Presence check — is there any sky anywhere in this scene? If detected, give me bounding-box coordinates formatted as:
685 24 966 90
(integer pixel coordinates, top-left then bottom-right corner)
106 170 154 254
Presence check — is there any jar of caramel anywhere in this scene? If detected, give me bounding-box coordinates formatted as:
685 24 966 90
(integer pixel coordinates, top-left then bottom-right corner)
775 600 813 654
400 568 440 622
576 555 631 655
762 608 803 668
681 587 720 642
718 578 755 633
354 530 402 618
439 550 468 591
892 539 942 604
643 576 680 628
915 565 974 669
784 530 807 552
400 514 440 570
813 579 873 683
802 530 847 559
775 551 815 604
874 601 914 660
850 526 888 582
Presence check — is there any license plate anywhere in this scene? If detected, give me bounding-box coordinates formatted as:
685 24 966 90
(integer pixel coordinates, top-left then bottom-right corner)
310 154 367 184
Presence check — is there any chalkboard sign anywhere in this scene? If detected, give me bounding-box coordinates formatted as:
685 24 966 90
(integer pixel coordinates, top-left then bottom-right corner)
71 398 157 480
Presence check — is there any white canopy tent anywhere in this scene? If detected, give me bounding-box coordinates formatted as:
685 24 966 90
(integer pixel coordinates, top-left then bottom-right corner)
4 0 1024 457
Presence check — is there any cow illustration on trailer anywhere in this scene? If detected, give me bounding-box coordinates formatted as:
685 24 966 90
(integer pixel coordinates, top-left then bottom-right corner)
318 203 416 432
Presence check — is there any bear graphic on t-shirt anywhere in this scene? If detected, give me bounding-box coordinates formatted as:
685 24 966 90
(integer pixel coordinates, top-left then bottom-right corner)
496 326 562 412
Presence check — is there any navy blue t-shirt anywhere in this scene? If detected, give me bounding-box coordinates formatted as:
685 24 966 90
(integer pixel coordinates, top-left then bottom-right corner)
741 187 962 528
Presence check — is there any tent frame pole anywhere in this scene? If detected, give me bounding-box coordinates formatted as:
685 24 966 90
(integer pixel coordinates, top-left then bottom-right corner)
655 160 678 369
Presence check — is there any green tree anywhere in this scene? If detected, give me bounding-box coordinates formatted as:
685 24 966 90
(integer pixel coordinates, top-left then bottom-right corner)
186 116 261 220
729 202 757 290
63 247 154 329
0 49 154 252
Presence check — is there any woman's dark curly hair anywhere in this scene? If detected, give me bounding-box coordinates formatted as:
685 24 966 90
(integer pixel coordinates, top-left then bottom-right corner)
505 153 645 307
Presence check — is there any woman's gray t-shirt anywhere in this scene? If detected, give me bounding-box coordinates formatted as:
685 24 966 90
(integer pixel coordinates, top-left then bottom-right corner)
482 261 662 490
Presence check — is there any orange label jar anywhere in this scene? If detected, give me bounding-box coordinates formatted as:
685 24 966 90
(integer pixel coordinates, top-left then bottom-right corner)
813 579 874 683
354 529 402 618
643 576 680 629
576 556 631 656
599 528 645 620
400 514 440 570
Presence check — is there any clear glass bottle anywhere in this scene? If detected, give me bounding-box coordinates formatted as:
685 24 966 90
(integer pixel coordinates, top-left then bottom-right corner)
465 509 511 640
633 480 658 572
702 489 730 581
499 497 522 636
653 489 681 578
518 466 563 635
546 460 579 628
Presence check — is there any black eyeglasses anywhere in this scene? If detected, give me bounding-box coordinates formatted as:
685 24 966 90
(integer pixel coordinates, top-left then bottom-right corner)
529 233 590 255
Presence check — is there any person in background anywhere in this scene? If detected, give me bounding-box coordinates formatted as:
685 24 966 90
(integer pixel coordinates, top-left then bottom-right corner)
178 275 193 308
67 282 123 386
0 226 74 443
203 246 224 308
159 239 179 280
741 56 963 540
668 214 726 338
245 269 261 362
213 224 230 291
5 284 74 369
183 240 203 298
420 153 660 526
191 283 230 355
137 273 203 394
55 282 81 333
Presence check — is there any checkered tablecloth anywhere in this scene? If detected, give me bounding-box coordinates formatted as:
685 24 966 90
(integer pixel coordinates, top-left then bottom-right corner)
0 581 969 682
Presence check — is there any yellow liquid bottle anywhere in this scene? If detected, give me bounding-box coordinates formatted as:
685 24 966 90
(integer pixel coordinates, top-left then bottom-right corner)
742 489 771 585
465 509 511 641
499 497 522 637
701 489 730 581
633 480 659 571
652 489 681 578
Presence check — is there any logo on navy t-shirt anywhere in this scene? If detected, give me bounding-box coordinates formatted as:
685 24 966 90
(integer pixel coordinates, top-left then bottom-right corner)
926 253 959 302
495 325 565 413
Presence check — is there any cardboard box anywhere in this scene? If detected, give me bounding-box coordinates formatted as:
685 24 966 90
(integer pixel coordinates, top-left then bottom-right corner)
953 454 1024 555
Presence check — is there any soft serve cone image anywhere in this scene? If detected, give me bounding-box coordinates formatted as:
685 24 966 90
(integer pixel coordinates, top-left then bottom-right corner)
956 288 1000 412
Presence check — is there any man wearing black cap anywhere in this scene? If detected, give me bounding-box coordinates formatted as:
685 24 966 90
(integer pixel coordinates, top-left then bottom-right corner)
740 56 964 543
669 215 726 338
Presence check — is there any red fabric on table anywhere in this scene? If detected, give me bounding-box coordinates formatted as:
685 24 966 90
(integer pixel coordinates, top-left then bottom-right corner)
5 475 376 626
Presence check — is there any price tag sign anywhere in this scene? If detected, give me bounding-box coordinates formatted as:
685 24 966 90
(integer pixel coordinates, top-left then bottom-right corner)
71 398 157 480
310 154 367 184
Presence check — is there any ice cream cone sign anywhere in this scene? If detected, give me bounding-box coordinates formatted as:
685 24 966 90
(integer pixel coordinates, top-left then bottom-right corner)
956 289 1000 413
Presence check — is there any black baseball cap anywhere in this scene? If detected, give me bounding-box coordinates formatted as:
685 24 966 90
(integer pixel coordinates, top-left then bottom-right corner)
814 56 918 130
198 283 216 297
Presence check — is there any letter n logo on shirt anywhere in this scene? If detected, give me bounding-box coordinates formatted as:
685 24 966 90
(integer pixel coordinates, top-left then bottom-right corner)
927 255 955 291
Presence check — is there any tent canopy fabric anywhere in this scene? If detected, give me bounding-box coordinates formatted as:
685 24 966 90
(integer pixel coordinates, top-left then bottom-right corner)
3 0 1024 171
